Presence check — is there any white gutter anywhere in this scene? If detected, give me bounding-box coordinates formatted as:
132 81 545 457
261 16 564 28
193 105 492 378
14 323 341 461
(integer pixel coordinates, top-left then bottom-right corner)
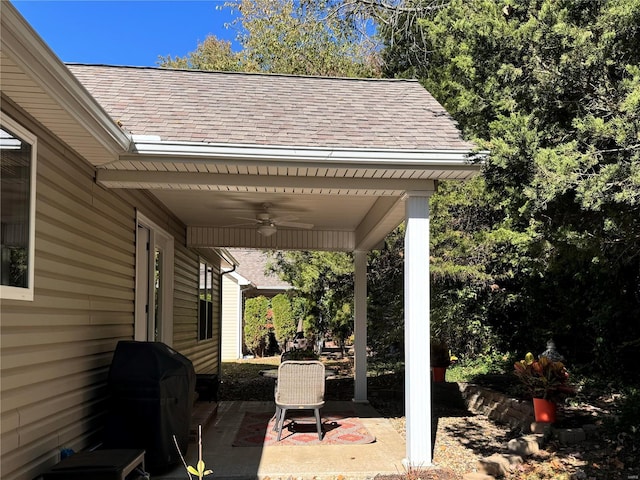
129 136 486 169
218 247 239 269
227 271 252 287
254 286 292 291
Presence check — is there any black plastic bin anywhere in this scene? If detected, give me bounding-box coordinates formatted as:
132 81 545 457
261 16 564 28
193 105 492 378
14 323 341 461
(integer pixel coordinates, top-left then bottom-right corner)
41 449 145 480
102 341 196 473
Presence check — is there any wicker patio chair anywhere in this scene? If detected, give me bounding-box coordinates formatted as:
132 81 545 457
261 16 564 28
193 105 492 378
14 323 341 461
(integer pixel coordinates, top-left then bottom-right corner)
273 360 326 441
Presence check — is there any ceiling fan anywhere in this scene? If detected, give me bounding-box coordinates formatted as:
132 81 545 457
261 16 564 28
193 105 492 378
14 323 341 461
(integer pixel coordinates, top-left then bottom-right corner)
234 203 313 237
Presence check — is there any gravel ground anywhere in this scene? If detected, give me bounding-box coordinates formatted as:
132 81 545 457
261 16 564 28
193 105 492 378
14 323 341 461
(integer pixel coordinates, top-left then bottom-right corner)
436 415 514 475
381 383 519 479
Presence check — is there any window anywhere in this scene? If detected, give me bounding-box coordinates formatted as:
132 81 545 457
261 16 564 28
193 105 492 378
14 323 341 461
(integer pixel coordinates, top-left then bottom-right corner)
198 261 214 340
1 114 37 301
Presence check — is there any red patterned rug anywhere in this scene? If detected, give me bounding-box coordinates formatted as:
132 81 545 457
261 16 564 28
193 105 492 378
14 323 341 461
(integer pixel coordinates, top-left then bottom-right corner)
232 411 376 446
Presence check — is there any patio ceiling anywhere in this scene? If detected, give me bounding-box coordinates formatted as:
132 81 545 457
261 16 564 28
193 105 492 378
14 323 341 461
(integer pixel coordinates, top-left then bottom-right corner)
72 65 481 251
94 139 478 251
2 4 482 252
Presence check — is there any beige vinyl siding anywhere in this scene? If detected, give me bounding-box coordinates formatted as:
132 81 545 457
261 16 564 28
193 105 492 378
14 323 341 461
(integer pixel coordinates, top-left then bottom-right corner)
172 246 199 348
1 106 134 480
175 251 221 374
0 104 220 480
221 274 242 360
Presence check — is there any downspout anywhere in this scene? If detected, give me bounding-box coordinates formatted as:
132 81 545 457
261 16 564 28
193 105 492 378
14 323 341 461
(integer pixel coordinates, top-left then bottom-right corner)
219 263 237 371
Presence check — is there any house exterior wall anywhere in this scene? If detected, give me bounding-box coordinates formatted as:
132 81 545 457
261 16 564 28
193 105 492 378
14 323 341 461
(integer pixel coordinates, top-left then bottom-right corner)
0 101 220 480
176 249 221 373
221 273 242 361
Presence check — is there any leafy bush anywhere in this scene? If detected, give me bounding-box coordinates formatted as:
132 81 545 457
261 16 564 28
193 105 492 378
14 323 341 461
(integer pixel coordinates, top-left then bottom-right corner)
618 388 640 437
243 296 270 357
271 293 295 348
447 351 515 382
280 349 319 361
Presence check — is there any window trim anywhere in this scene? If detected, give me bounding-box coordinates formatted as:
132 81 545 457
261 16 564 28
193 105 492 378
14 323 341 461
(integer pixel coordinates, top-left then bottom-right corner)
0 112 37 301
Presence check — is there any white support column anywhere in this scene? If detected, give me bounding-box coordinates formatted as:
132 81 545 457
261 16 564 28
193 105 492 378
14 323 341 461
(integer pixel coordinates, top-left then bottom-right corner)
353 250 368 403
404 191 433 467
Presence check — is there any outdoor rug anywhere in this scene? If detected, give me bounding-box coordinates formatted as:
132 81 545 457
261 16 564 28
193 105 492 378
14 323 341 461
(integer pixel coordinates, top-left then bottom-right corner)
232 411 376 446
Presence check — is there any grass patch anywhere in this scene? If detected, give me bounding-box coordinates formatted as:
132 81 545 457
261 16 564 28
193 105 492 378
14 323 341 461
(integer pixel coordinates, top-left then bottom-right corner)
220 355 354 381
447 352 515 382
221 356 280 379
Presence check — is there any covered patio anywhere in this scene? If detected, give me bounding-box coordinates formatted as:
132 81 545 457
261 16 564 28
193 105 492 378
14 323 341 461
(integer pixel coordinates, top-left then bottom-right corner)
65 64 481 467
1 5 481 472
155 400 406 480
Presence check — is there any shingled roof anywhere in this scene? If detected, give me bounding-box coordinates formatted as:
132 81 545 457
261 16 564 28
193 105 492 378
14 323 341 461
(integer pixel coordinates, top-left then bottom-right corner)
67 64 473 151
227 249 291 290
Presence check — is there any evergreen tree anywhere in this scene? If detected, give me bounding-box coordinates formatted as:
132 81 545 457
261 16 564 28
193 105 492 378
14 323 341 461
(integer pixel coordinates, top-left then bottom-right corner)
266 251 354 346
271 293 296 348
382 0 640 376
243 295 271 356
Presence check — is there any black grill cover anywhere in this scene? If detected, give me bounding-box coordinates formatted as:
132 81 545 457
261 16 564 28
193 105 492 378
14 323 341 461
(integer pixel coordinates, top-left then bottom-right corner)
103 341 196 472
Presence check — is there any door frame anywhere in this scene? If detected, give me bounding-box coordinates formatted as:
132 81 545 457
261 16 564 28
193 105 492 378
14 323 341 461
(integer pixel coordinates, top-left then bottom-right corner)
135 211 174 345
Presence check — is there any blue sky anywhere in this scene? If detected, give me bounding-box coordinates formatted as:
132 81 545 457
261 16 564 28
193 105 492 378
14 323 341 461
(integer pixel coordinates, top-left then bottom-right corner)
12 1 239 67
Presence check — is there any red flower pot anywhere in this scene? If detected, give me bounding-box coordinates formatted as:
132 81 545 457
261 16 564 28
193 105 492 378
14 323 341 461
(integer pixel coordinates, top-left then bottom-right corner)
432 367 447 382
533 397 557 423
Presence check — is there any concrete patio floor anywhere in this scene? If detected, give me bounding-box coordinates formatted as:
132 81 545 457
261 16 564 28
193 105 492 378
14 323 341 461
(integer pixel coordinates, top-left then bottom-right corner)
153 400 407 480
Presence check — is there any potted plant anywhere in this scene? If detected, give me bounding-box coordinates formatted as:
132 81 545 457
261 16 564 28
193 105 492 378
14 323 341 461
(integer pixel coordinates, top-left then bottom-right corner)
513 352 575 423
430 340 452 382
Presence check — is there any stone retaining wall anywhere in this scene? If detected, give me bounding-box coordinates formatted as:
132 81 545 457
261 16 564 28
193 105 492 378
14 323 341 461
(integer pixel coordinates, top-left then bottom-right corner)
457 382 534 430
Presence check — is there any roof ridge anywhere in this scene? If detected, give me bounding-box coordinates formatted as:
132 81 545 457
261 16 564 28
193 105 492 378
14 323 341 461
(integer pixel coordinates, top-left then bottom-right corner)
65 63 420 83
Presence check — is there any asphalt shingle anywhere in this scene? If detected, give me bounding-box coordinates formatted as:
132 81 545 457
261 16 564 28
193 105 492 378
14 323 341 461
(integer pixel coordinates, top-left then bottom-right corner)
228 249 290 289
68 65 473 151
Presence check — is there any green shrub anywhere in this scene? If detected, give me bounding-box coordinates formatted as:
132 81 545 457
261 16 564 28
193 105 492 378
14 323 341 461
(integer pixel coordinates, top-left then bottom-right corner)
618 388 640 436
281 348 319 361
271 293 295 347
447 351 515 382
244 296 270 357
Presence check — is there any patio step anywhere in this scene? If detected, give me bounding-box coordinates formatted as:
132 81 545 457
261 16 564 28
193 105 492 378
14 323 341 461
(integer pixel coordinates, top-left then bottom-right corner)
189 401 218 442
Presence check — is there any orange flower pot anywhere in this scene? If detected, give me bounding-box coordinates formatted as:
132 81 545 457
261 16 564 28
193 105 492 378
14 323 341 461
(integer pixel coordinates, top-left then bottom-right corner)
432 367 447 382
533 397 557 423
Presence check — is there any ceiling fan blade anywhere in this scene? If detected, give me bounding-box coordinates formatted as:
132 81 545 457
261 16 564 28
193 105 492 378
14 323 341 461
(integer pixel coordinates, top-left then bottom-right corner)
271 214 298 221
234 216 261 223
221 221 258 227
276 220 314 229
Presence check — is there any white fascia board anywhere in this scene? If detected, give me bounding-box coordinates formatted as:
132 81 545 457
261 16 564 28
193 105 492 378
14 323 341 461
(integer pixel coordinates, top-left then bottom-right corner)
2 3 131 158
130 136 487 169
